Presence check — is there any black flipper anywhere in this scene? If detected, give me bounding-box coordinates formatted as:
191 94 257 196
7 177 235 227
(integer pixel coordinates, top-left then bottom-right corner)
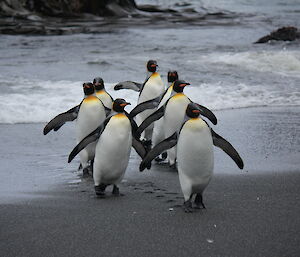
104 106 112 116
136 105 165 138
132 137 147 159
129 96 161 118
138 76 151 97
211 129 244 169
124 111 140 139
68 117 111 163
139 132 178 172
53 124 64 131
195 103 217 125
114 81 142 92
43 104 80 135
107 92 114 103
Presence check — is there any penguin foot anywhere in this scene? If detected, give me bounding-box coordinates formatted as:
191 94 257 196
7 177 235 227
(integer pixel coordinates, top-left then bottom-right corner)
90 160 94 174
155 156 164 162
112 185 123 196
194 193 206 209
142 139 152 152
95 184 107 197
155 152 168 162
83 168 90 178
183 201 193 213
169 163 177 171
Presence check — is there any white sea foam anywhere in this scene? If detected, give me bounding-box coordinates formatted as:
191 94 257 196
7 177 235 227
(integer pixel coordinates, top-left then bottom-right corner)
205 50 300 77
0 76 299 124
0 78 140 124
186 82 300 110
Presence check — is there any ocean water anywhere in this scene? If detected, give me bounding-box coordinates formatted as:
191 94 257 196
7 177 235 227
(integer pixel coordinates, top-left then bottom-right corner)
0 0 299 124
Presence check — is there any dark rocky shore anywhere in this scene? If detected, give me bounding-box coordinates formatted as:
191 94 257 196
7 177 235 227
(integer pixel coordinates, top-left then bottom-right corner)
0 0 247 35
255 26 300 43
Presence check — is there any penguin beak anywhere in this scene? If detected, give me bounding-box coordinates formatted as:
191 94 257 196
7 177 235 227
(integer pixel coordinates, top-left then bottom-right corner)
192 109 200 114
150 64 157 68
120 102 131 107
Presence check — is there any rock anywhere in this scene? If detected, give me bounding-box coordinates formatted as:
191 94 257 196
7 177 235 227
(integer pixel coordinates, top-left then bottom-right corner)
0 0 139 17
0 0 142 34
255 26 300 43
137 4 177 13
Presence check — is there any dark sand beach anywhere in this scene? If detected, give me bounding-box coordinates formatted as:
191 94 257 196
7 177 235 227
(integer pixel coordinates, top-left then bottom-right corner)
1 107 300 257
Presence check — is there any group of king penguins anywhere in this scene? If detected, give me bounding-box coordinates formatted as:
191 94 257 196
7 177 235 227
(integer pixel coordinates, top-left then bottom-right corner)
44 60 244 213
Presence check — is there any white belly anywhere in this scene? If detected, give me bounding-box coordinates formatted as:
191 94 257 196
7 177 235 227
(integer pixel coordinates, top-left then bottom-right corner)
138 72 164 104
76 97 106 164
177 119 214 200
164 94 190 137
152 117 165 145
76 98 105 142
96 90 113 109
136 73 165 126
158 85 173 108
152 85 173 145
136 73 165 139
93 115 132 186
164 94 190 165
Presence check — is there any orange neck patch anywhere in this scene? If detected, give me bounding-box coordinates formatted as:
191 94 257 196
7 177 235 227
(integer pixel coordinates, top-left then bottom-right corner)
84 95 98 102
151 72 159 78
114 113 127 118
172 93 185 99
96 90 105 95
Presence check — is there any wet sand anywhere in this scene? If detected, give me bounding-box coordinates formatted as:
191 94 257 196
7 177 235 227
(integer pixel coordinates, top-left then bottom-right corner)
0 107 299 257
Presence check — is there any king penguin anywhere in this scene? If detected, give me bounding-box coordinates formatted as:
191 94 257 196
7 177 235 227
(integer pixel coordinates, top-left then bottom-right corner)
140 103 244 212
76 82 106 175
68 99 138 196
152 70 178 161
176 104 214 212
93 99 132 196
135 80 217 167
93 77 113 109
136 60 165 143
43 79 112 135
163 80 191 167
125 70 178 120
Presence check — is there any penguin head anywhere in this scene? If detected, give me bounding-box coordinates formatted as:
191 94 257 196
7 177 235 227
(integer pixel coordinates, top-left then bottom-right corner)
146 60 158 73
167 70 178 83
83 82 95 95
93 77 104 91
113 98 131 113
186 103 201 119
173 80 190 93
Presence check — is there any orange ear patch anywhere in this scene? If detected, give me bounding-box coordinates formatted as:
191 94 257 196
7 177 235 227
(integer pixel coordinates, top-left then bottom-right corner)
179 83 188 87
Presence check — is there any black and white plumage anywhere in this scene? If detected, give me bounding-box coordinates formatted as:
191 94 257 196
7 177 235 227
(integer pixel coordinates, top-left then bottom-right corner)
68 98 146 196
140 103 243 212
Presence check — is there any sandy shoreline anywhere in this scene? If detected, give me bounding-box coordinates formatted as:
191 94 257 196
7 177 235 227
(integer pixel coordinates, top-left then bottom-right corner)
1 106 299 257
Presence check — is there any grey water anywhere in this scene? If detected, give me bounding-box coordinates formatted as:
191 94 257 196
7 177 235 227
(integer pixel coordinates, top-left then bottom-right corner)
0 0 299 124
